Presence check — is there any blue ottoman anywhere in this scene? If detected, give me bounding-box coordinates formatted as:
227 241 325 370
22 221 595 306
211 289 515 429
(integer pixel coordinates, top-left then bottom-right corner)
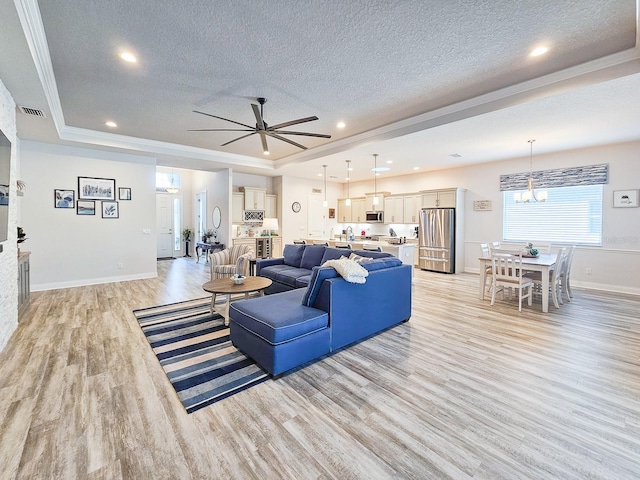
229 289 331 376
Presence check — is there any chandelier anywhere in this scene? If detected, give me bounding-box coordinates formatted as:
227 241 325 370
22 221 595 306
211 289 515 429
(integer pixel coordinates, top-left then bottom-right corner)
514 139 547 203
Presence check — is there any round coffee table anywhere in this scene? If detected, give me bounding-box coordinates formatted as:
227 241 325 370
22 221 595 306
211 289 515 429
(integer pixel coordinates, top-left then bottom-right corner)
202 276 273 325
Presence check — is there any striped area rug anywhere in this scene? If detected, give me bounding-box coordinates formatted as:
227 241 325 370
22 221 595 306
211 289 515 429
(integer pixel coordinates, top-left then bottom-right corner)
133 297 269 413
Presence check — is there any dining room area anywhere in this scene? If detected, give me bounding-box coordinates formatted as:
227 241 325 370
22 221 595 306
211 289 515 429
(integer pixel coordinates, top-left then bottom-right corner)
478 241 576 314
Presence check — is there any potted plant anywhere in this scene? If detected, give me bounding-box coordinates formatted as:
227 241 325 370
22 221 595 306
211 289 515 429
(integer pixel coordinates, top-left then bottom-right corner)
204 229 215 242
182 228 193 257
17 226 27 253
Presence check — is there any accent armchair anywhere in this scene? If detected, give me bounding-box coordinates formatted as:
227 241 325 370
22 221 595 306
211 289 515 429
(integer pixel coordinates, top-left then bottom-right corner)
209 244 255 279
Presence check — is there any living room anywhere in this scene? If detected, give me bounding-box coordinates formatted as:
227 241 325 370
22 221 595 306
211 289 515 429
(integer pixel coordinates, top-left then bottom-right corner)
1 2 640 478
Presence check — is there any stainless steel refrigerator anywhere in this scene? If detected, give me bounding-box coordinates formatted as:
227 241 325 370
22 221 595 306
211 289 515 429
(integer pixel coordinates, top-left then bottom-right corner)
418 208 455 273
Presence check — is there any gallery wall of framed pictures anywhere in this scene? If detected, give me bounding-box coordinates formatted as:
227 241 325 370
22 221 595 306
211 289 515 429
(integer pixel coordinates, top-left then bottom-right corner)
54 176 133 218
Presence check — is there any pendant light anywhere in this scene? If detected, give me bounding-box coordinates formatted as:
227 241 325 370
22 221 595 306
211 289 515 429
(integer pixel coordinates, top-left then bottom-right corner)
322 165 328 207
514 139 547 203
345 160 351 207
372 154 379 206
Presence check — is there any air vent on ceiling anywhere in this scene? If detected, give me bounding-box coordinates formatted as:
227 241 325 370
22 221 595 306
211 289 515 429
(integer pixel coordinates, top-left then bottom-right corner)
448 153 462 158
18 106 46 118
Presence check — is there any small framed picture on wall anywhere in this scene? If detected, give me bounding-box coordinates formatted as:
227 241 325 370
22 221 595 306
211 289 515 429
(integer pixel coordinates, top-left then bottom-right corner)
77 200 95 215
613 190 639 208
54 189 75 208
102 201 119 218
119 187 131 200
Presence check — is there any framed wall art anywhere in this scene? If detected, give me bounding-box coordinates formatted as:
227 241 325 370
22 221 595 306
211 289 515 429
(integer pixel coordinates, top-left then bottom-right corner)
119 187 131 200
613 189 638 208
78 176 116 200
77 200 95 215
102 200 119 218
54 189 75 208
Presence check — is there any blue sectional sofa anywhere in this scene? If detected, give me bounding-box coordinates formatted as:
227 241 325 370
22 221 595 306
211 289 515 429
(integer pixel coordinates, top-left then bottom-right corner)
256 244 393 294
229 244 412 376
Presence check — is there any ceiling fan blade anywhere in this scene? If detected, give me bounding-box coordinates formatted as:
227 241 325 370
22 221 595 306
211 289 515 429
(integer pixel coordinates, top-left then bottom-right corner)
266 132 308 150
259 132 269 153
192 110 254 129
268 116 319 130
251 104 265 130
220 132 257 147
188 128 255 132
272 130 332 138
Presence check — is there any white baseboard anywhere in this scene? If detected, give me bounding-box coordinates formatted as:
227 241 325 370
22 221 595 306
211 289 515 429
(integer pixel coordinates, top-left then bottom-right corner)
32 272 158 292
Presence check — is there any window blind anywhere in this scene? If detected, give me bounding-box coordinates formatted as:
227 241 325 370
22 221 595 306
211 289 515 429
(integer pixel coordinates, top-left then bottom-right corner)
500 164 608 191
503 184 603 245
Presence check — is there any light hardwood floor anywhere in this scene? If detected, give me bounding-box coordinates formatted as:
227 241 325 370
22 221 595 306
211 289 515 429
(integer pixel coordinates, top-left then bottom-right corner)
1 258 639 479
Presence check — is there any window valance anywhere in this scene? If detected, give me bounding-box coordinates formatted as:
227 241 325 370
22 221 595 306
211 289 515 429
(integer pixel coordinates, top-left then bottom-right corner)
500 163 608 192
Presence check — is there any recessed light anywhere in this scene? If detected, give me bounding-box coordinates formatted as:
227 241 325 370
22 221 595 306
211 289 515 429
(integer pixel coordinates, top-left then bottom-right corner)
263 150 270 155
336 121 346 129
530 46 549 57
317 173 323 177
105 121 117 128
371 167 390 172
413 167 420 171
119 52 137 63
386 160 393 164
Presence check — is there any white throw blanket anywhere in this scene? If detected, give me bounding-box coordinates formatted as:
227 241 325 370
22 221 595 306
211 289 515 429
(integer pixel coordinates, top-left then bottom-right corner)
322 259 369 284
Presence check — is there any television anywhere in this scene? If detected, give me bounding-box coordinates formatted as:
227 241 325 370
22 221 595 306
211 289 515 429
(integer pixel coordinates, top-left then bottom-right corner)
0 127 11 246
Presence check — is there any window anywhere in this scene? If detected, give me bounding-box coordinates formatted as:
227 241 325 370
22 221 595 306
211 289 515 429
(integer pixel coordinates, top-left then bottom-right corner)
156 171 180 191
503 184 603 245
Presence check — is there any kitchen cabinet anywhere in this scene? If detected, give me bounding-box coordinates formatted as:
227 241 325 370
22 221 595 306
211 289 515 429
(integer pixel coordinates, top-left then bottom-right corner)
421 188 457 208
365 193 386 211
241 187 266 210
18 252 30 317
265 194 277 218
337 199 352 223
351 197 366 223
384 196 404 223
232 193 244 223
233 237 282 260
403 195 420 223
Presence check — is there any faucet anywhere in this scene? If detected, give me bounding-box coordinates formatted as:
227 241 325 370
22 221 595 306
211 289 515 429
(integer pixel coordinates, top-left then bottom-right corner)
346 225 354 241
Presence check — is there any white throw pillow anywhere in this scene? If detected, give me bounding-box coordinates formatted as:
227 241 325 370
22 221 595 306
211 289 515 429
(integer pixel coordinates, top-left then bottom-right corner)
349 252 372 264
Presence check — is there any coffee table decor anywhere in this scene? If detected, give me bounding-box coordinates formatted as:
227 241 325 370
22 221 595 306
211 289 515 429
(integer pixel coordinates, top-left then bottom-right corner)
133 297 269 413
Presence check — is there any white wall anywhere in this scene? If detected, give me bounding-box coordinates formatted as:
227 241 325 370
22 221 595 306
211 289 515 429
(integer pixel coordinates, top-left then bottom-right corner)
0 79 18 351
348 141 640 294
20 141 158 290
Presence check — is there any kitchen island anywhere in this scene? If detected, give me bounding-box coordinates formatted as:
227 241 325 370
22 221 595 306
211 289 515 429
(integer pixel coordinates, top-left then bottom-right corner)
294 238 415 266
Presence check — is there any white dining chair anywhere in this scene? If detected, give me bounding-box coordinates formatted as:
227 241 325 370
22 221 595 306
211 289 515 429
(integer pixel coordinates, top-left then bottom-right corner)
480 243 492 294
524 247 566 309
559 245 576 302
490 250 534 312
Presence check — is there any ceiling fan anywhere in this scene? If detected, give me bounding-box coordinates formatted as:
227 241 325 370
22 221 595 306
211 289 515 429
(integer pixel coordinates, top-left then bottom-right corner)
189 97 331 155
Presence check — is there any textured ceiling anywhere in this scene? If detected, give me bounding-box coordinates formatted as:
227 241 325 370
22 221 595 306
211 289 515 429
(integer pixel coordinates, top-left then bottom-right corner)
3 0 640 181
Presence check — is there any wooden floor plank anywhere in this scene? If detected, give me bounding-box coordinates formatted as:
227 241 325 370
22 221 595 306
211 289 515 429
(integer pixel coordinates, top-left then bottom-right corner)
0 258 639 479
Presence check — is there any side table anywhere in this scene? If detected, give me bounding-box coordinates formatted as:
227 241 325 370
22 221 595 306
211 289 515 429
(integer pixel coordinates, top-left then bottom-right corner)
196 242 225 263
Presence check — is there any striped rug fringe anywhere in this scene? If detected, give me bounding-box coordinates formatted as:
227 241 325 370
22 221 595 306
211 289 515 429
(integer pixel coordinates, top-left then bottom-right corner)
133 297 269 413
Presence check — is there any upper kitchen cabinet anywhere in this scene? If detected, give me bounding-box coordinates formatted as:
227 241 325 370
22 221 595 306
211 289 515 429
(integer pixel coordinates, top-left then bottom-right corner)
365 192 388 211
241 187 266 210
420 188 458 208
403 195 420 223
232 192 244 223
384 196 404 223
351 197 366 223
265 194 277 218
337 199 352 223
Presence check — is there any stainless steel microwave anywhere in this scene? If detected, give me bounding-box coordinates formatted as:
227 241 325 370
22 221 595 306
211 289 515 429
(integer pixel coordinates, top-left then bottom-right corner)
366 211 384 223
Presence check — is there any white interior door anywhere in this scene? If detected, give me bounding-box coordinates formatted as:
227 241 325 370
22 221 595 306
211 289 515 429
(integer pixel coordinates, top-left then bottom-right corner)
156 194 174 258
307 193 324 239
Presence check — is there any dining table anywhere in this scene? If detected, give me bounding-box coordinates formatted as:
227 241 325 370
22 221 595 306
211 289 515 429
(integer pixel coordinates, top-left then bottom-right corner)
479 252 557 313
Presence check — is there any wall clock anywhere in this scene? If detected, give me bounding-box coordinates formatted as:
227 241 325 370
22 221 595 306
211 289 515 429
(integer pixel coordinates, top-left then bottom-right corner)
291 201 301 213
